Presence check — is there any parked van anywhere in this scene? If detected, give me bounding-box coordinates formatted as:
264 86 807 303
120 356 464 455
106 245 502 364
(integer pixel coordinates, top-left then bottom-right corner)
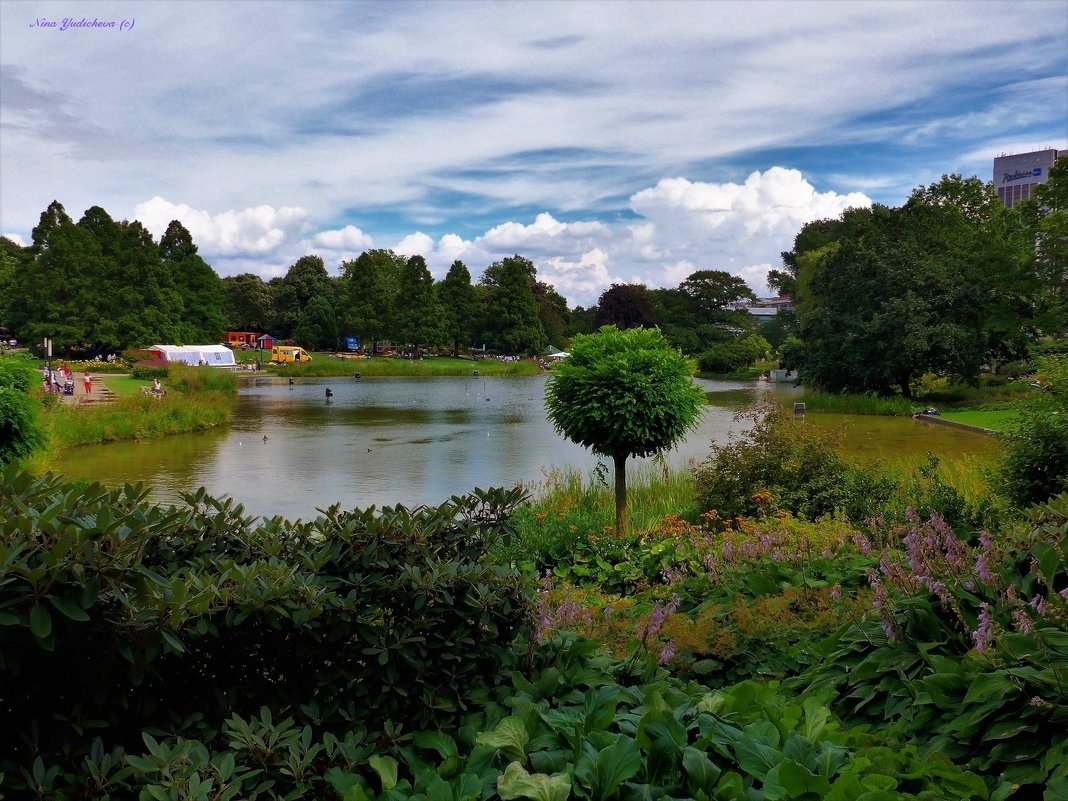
271 346 313 364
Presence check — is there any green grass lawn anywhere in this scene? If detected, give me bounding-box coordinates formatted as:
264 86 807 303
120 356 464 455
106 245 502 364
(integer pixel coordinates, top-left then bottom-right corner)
937 409 1020 432
97 374 152 397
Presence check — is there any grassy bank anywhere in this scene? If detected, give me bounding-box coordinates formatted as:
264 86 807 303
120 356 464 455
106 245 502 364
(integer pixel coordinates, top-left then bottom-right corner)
799 377 1038 417
268 355 544 377
23 364 238 470
938 408 1020 432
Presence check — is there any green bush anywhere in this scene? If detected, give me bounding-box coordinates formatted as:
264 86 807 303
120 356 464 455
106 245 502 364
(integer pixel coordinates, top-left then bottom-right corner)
698 334 770 374
0 355 45 466
693 405 894 522
999 356 1068 506
0 470 532 796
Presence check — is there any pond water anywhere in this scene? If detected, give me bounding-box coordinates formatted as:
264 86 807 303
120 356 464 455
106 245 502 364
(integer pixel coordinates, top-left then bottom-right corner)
50 376 999 520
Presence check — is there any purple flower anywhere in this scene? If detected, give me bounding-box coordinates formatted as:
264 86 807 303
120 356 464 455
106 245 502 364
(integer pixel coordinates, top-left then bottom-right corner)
830 584 842 600
1012 608 1033 634
972 603 994 653
658 641 677 665
1030 595 1047 616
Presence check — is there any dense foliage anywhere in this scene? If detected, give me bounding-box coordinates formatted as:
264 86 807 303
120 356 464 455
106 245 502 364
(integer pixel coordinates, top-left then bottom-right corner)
999 355 1068 506
545 326 706 534
0 355 45 466
0 472 531 798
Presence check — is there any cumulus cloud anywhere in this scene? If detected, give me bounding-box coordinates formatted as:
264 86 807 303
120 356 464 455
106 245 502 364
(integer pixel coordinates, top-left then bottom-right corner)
392 232 435 258
2 233 27 247
623 168 871 297
479 213 610 250
312 224 373 251
133 196 309 257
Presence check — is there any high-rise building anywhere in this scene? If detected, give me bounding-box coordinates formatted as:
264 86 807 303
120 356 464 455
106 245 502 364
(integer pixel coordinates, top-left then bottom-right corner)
993 148 1060 207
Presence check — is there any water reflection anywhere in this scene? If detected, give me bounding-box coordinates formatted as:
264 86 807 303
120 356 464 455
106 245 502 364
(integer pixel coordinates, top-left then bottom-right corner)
50 376 996 520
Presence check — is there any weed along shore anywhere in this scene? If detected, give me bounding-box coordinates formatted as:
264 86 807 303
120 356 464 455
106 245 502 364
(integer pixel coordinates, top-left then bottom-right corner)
260 353 545 378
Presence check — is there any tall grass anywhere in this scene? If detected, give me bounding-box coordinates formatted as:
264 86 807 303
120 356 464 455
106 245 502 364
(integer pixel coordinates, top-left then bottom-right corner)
524 463 699 533
272 357 543 378
44 392 234 449
799 391 915 416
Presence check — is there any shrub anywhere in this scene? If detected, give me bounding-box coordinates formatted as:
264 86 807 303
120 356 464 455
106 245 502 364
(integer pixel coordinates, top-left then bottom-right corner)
698 334 770 374
0 355 45 466
999 355 1068 506
0 470 532 794
693 405 894 522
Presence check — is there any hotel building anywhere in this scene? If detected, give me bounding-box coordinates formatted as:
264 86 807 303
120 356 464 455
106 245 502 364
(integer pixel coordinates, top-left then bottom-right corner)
993 148 1060 208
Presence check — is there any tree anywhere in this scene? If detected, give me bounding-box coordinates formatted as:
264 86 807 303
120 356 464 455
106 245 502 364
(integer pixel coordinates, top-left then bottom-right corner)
436 260 478 357
479 255 546 354
544 325 705 535
292 294 338 351
1000 356 1068 506
594 283 657 330
273 255 334 339
161 221 226 344
796 197 1034 396
393 255 441 356
533 281 572 350
339 249 404 353
222 274 275 332
30 200 72 253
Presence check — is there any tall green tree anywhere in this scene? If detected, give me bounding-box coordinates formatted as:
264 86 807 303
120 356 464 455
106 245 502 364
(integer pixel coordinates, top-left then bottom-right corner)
222 274 275 333
544 325 705 535
534 281 572 351
436 260 478 357
273 255 334 339
797 195 1033 396
160 220 226 344
292 293 338 351
1019 157 1068 333
393 255 441 356
594 283 657 330
339 249 404 353
479 255 546 354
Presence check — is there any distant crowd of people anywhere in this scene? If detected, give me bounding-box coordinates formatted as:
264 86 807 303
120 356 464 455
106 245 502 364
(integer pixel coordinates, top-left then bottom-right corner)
42 362 91 396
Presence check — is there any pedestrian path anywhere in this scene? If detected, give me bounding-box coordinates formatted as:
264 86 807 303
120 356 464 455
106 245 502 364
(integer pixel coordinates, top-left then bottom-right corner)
57 375 118 405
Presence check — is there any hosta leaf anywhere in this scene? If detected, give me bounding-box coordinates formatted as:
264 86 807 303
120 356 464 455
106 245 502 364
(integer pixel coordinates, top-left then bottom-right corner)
763 759 831 801
497 762 570 801
476 717 529 763
682 747 722 793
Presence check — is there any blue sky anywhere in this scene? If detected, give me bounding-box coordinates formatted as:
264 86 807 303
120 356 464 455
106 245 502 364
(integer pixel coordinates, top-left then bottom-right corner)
2 0 1065 306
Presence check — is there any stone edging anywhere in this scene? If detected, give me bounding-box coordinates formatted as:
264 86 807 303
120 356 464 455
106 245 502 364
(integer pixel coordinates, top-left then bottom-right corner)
912 415 997 436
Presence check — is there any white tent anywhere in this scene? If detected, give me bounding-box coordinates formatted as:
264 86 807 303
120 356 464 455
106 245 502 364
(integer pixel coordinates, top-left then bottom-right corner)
545 351 570 360
149 344 237 369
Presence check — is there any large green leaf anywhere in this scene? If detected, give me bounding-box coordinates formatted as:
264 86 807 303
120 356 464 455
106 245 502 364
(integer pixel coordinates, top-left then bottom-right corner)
497 762 571 801
763 759 831 801
476 716 530 763
370 755 399 792
575 736 642 801
682 747 722 794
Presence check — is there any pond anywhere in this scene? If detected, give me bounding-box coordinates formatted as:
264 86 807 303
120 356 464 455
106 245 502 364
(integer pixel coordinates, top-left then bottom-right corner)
50 376 999 520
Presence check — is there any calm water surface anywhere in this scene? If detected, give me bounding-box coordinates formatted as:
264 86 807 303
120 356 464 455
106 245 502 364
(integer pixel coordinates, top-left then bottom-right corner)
51 376 998 520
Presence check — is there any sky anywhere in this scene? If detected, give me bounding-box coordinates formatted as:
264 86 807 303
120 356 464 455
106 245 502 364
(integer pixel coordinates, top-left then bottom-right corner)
1 1 1066 307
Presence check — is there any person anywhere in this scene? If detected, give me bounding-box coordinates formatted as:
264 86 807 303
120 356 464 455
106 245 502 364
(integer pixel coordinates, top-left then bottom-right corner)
83 371 92 396
51 370 60 394
152 377 162 395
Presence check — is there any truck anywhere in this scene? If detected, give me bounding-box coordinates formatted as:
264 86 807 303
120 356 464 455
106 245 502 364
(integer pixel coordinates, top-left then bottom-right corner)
271 346 313 364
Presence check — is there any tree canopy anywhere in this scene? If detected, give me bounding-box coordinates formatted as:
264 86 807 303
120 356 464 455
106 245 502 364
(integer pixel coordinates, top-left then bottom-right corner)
544 325 705 534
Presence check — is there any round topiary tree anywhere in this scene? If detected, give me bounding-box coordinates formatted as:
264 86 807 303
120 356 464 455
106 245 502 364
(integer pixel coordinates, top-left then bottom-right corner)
544 325 706 534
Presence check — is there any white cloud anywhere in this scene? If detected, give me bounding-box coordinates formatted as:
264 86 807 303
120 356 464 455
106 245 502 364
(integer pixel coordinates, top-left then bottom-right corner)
312 224 373 251
479 213 610 250
2 233 27 247
392 232 435 259
133 196 309 257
